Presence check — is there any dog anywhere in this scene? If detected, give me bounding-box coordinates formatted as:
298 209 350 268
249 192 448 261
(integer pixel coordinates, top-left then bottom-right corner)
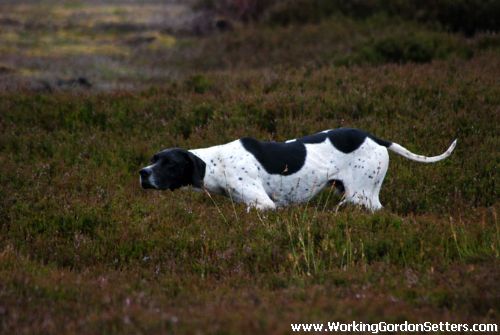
139 128 456 211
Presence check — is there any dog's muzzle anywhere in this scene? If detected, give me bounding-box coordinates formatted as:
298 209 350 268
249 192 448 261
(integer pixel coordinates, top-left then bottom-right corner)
139 168 156 189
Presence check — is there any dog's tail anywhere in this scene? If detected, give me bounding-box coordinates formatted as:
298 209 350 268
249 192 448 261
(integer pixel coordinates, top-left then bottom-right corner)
372 135 457 163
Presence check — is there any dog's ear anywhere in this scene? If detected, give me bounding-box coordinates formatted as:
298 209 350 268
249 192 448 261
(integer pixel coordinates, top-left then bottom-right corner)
184 151 206 188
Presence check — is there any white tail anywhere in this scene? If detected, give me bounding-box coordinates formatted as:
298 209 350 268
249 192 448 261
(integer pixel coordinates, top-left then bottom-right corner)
388 139 457 163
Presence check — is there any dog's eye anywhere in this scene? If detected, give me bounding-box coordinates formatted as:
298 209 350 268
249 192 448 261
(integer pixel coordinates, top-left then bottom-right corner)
151 154 159 163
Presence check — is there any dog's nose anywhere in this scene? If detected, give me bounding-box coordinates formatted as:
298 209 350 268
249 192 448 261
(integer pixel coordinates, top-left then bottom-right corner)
139 168 151 178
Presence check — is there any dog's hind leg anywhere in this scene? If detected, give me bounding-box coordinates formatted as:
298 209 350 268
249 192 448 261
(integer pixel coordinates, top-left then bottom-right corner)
367 147 389 211
336 188 380 211
336 169 386 211
337 144 389 211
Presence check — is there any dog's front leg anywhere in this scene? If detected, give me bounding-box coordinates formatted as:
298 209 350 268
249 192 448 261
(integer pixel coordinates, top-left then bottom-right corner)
226 185 276 212
247 196 277 212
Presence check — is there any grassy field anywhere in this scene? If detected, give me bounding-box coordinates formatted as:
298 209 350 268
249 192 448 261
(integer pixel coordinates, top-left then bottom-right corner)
0 1 499 334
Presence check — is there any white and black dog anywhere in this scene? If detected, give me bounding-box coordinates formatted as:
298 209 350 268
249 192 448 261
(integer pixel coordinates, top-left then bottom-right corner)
140 128 456 211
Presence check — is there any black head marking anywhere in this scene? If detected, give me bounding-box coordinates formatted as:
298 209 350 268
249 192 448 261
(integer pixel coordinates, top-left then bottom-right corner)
143 148 206 190
185 151 206 188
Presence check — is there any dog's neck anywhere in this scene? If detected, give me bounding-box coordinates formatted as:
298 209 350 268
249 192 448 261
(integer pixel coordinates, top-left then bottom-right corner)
189 145 226 194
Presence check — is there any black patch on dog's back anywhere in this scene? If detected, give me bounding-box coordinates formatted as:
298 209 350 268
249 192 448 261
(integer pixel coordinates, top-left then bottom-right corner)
240 128 391 176
298 132 329 144
299 128 391 153
240 137 306 176
368 134 392 148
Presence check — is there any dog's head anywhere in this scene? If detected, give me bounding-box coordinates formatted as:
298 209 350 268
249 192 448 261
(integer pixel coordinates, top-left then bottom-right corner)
139 148 206 191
